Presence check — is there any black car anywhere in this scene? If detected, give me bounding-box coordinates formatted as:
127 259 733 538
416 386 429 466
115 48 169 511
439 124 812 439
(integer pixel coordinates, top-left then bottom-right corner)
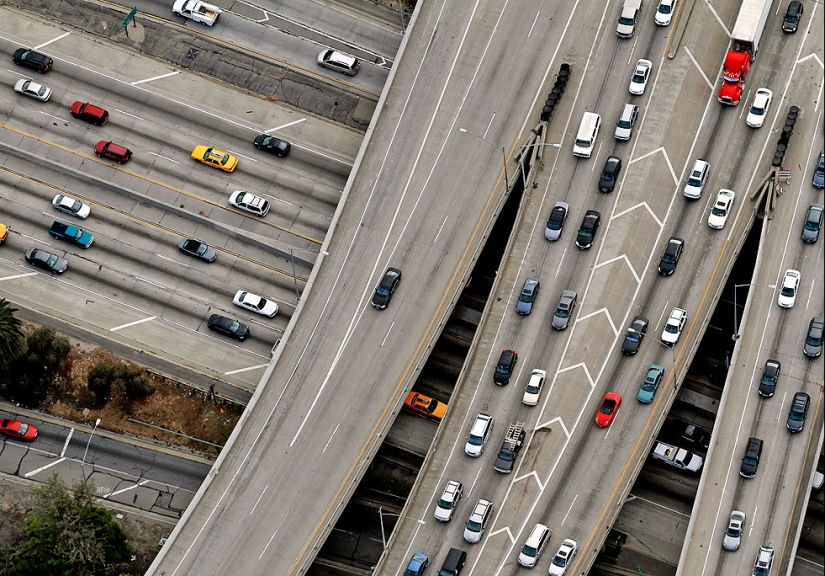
739 437 763 478
25 247 67 273
178 239 217 262
658 237 684 276
207 314 250 341
253 134 291 157
598 156 622 192
758 359 780 397
493 428 525 473
782 0 803 33
621 315 649 355
371 267 402 310
575 210 601 249
493 349 518 385
803 317 824 358
13 48 52 73
786 392 810 432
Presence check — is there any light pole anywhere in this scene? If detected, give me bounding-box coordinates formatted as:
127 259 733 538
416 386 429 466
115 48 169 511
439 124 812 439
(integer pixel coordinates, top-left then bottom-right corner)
520 142 561 191
378 506 425 549
81 418 101 478
733 283 776 340
459 128 509 187
289 247 329 302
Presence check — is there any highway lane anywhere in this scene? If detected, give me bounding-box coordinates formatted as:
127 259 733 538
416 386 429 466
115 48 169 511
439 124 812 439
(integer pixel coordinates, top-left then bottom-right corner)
378 0 823 574
676 16 825 572
148 0 622 573
0 7 363 389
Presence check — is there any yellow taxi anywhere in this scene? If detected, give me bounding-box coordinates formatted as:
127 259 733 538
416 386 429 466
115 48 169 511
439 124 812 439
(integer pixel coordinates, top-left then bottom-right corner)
404 392 447 421
0 222 8 244
191 145 238 172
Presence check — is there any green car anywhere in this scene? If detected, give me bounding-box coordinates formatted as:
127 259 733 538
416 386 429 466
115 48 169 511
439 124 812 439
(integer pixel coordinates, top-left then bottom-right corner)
637 364 664 403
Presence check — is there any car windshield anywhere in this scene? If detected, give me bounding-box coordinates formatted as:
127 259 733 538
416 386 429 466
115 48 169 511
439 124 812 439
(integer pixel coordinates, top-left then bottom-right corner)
805 219 819 230
229 320 240 332
548 211 563 228
376 286 390 296
556 307 570 318
46 255 58 267
618 16 634 25
467 434 483 446
687 176 701 186
750 104 764 115
437 498 453 509
626 332 640 343
521 544 537 557
632 73 644 83
711 205 727 216
618 119 632 128
780 285 795 297
579 228 592 238
519 292 533 303
496 364 510 375
726 526 740 537
220 154 230 165
498 450 514 462
789 410 804 421
665 323 679 334
254 298 269 310
806 334 822 346
526 384 540 394
574 138 590 148
599 403 614 414
467 520 482 531
662 252 676 263
552 555 567 567
18 424 29 435
424 399 438 413
642 379 656 391
658 4 671 13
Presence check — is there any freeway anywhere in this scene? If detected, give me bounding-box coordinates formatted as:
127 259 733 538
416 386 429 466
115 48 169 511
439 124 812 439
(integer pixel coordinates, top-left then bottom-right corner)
677 12 825 573
0 5 360 391
377 1 823 576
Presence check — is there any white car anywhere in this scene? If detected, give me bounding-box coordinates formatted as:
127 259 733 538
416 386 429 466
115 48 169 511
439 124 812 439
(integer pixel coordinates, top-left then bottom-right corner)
52 194 91 219
522 369 547 406
654 0 678 25
229 191 270 217
708 189 735 229
433 480 462 522
777 269 800 308
746 88 773 128
233 290 279 317
629 59 652 96
463 499 493 543
14 78 51 101
723 510 746 551
662 307 687 346
548 539 578 576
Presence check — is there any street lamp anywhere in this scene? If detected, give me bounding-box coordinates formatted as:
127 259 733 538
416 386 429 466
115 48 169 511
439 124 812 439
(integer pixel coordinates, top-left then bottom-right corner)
289 247 329 302
733 283 775 340
378 506 425 550
459 128 509 187
81 418 101 478
520 142 561 191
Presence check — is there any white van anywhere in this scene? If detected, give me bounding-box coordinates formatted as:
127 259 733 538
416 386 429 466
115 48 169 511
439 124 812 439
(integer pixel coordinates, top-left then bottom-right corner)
616 0 644 38
518 523 551 567
573 112 601 158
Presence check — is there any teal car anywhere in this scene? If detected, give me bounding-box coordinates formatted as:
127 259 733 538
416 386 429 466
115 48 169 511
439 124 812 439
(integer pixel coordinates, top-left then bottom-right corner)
637 364 664 403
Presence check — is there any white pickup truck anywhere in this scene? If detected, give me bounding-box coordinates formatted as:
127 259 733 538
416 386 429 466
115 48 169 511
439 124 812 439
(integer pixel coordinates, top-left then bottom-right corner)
172 0 222 26
651 441 703 472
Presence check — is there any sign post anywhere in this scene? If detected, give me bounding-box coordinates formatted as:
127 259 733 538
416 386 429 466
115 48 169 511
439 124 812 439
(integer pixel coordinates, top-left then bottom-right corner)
122 7 137 37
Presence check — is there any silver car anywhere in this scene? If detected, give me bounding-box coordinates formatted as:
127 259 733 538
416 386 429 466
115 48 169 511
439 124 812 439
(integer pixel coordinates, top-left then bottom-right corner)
723 510 745 551
552 290 577 330
14 78 51 101
544 201 568 241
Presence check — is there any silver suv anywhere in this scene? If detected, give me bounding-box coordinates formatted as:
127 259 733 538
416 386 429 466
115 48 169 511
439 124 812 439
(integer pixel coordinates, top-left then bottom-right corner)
463 499 493 543
433 480 463 522
752 546 774 576
683 159 710 199
615 103 638 140
464 413 493 457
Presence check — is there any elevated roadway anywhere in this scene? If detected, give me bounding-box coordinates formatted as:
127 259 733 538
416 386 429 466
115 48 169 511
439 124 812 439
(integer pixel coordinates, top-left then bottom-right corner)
149 0 577 573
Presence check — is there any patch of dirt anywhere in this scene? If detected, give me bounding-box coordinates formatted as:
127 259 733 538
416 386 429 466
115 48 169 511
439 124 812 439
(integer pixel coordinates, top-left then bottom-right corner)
46 346 242 458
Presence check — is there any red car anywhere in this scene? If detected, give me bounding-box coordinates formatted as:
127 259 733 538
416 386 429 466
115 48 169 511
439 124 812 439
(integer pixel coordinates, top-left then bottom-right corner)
95 140 132 164
0 418 38 441
595 392 622 428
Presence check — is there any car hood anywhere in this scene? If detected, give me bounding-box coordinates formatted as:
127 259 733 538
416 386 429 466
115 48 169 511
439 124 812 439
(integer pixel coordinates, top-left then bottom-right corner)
545 226 561 241
654 12 671 24
552 314 568 329
515 300 532 314
637 388 653 403
722 534 740 550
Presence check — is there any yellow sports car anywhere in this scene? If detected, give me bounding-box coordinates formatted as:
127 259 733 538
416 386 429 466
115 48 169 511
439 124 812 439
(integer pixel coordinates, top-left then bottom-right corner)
191 145 238 172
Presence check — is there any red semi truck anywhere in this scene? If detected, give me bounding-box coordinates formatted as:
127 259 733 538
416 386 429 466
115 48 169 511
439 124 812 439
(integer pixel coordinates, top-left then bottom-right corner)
718 0 772 105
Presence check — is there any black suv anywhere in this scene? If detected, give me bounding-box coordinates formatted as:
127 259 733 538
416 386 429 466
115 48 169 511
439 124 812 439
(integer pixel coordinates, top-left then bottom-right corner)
740 437 763 478
493 349 518 385
575 210 601 249
13 48 52 73
782 0 803 33
371 267 402 310
658 237 684 276
621 315 649 355
758 359 780 397
786 392 810 433
598 156 622 192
